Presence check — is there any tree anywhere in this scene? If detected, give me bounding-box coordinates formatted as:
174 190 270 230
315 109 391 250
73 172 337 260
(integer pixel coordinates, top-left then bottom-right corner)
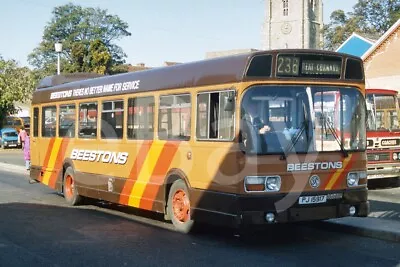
0 56 36 125
323 0 400 51
28 3 131 75
323 10 364 50
354 0 400 35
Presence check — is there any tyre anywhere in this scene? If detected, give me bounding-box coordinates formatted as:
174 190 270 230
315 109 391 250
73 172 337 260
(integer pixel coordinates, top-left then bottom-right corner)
167 179 195 234
63 167 82 206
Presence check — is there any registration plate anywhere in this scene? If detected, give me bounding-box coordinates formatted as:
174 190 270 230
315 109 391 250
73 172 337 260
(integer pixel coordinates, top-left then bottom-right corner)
9 144 17 147
299 195 327 205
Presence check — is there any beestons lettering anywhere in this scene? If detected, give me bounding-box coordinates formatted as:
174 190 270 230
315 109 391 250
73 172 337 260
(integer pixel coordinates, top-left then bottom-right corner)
287 161 343 172
70 149 128 165
49 80 141 100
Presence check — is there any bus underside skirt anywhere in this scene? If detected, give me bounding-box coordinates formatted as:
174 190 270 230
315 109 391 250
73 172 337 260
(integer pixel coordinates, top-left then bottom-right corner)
189 187 369 227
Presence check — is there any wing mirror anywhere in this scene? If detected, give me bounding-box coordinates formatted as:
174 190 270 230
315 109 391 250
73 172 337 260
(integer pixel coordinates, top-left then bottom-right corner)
224 92 235 112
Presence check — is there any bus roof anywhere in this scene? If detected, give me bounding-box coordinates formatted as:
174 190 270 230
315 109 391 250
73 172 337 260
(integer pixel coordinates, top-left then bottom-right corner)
366 88 398 95
32 49 364 105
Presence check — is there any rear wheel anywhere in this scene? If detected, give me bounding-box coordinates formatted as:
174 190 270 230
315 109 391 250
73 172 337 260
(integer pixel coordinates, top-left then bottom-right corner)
167 179 194 234
63 167 82 206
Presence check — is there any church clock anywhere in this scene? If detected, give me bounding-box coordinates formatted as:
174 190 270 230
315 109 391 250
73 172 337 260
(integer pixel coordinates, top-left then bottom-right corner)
281 22 292 34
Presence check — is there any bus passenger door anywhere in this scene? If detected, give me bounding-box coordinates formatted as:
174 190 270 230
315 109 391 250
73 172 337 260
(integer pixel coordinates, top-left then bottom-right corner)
30 107 41 171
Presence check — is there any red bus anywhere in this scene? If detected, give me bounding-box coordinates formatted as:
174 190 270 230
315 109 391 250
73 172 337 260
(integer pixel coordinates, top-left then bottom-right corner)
366 89 400 180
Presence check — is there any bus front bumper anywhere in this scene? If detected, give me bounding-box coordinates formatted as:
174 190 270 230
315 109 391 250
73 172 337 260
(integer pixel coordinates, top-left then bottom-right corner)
191 188 369 228
367 163 400 179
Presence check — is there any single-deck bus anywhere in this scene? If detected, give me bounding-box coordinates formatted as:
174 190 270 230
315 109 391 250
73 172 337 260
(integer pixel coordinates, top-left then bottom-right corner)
30 49 369 233
366 89 400 180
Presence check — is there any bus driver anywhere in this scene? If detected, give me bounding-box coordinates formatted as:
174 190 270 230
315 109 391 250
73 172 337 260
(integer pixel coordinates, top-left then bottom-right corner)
240 103 272 153
245 104 271 134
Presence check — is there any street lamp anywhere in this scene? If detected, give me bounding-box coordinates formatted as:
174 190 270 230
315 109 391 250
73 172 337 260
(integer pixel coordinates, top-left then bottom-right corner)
54 42 63 75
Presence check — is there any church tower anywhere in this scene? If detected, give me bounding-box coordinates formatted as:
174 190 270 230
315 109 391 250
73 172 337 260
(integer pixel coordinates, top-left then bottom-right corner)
262 0 324 50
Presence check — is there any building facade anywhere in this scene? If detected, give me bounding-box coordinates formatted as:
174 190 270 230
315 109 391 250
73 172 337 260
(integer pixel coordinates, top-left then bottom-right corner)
362 19 400 91
262 0 324 50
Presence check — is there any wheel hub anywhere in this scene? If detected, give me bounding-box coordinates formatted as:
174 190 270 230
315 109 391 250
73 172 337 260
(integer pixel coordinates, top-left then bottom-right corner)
172 189 190 223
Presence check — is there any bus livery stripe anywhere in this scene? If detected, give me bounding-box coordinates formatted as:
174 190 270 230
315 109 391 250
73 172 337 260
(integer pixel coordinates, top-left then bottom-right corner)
325 154 353 190
331 157 355 190
128 141 166 207
48 138 70 189
42 138 63 185
320 168 338 189
38 138 56 182
119 140 153 205
139 141 180 210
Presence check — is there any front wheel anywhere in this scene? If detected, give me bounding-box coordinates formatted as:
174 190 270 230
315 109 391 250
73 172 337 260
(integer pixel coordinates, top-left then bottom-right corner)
167 179 195 234
63 167 82 206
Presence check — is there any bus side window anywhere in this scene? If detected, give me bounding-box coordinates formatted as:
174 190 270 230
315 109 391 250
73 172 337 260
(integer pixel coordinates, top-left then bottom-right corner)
59 104 76 138
101 100 124 139
158 94 191 140
42 106 57 137
79 102 98 139
127 97 154 140
196 90 235 141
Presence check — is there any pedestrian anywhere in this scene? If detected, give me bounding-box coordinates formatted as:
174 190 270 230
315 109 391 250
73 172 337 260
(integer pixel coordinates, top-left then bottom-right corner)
18 126 27 150
24 132 30 171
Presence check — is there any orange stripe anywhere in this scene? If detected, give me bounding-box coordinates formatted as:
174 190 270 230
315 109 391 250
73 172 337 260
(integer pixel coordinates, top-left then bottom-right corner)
38 138 56 182
320 168 338 189
139 142 180 210
325 154 353 190
332 158 354 190
119 140 153 205
48 139 70 189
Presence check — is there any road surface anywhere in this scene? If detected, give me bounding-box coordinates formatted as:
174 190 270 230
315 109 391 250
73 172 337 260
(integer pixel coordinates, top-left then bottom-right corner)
0 169 399 267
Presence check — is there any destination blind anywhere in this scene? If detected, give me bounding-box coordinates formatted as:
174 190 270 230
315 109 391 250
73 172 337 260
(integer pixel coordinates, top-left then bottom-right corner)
276 54 343 78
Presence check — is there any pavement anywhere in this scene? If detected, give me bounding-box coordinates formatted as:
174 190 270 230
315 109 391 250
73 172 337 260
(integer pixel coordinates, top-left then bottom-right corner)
0 149 399 243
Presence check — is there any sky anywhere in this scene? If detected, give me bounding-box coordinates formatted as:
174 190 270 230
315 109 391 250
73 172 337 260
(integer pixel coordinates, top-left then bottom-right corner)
0 0 358 68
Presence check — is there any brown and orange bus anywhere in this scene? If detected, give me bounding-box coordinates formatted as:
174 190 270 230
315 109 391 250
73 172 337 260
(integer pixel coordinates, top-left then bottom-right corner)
30 49 369 233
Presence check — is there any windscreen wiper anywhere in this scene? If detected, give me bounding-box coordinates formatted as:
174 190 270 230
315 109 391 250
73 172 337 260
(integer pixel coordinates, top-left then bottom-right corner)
280 119 309 160
321 113 348 158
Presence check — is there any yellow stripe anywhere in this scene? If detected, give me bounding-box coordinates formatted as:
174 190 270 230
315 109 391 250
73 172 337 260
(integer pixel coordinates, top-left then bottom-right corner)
42 138 63 185
128 141 166 207
325 154 353 190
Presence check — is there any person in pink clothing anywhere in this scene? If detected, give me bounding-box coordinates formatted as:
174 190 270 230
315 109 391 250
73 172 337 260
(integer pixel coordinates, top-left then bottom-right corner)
23 133 30 170
18 126 27 150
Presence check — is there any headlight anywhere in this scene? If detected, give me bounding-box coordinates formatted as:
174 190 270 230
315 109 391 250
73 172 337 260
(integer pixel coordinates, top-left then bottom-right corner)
347 171 366 187
4 141 7 145
394 153 398 160
244 176 281 192
266 176 281 192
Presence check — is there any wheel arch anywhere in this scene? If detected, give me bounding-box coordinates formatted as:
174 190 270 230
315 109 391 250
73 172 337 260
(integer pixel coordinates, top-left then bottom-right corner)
56 158 75 193
162 168 191 218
